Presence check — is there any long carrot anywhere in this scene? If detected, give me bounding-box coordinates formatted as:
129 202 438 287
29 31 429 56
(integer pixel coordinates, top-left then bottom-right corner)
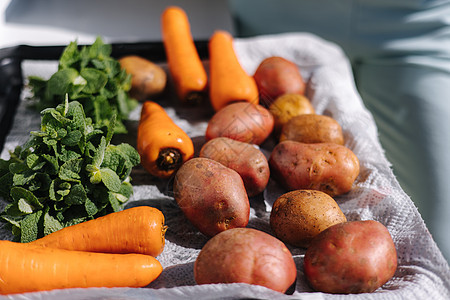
30 206 167 257
137 101 194 179
0 240 162 295
208 30 259 112
161 6 208 104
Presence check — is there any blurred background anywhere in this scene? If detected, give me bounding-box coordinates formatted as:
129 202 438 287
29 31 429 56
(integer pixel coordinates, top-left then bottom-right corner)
0 0 234 47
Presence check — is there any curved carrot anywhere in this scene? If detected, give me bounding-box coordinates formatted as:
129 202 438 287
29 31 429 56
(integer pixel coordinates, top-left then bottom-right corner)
208 30 259 111
137 101 194 179
30 206 167 257
0 240 162 295
161 6 208 104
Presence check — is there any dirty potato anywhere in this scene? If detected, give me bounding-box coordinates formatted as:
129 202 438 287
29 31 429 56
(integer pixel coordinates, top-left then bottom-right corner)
173 157 250 237
119 55 167 101
269 141 360 196
304 220 398 294
194 228 297 294
253 56 306 106
199 137 270 197
205 102 274 145
270 190 347 248
280 114 344 145
269 94 315 135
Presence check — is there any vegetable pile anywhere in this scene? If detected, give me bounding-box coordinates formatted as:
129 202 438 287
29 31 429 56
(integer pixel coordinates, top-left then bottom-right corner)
0 4 401 296
0 98 140 242
28 37 138 133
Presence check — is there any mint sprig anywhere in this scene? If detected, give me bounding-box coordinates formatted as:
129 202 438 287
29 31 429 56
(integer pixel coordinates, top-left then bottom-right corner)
0 98 140 242
27 37 138 134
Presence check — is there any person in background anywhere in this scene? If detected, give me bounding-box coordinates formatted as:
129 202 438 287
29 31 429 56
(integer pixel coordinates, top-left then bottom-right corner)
229 0 450 262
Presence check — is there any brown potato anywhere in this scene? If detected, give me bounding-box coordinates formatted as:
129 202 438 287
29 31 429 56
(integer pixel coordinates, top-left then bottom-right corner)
270 190 347 248
304 220 398 294
269 141 360 196
173 157 250 237
199 137 270 197
253 56 306 106
205 102 274 145
280 114 344 145
119 55 167 101
269 94 315 135
194 228 297 293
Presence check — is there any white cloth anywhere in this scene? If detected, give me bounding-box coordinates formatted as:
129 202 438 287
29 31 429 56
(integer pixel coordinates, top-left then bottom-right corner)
1 33 449 299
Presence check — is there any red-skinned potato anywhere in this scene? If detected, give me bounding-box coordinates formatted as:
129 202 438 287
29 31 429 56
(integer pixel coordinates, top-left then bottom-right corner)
205 102 274 145
173 157 250 237
199 137 270 197
270 190 347 248
253 56 306 106
304 220 398 294
280 114 344 145
194 228 297 294
269 140 360 196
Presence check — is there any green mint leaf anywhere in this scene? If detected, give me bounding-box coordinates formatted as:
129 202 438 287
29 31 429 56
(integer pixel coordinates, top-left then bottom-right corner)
92 136 107 167
59 41 80 69
18 198 34 214
108 191 121 212
26 154 46 171
59 158 83 182
45 68 79 98
84 198 98 216
11 187 44 210
61 130 82 146
64 183 87 205
116 143 140 167
80 68 108 94
100 168 121 192
1 215 21 229
20 210 43 243
9 162 28 174
43 211 63 236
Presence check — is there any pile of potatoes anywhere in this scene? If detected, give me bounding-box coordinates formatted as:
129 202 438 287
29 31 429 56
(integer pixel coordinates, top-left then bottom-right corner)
126 54 398 295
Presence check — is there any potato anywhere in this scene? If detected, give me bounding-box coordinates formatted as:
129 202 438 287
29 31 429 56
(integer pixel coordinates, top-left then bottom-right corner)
280 114 344 145
205 102 274 145
199 137 270 197
194 228 297 293
173 157 250 236
269 141 360 196
270 190 347 248
269 94 315 134
119 55 167 101
253 56 306 106
304 220 398 294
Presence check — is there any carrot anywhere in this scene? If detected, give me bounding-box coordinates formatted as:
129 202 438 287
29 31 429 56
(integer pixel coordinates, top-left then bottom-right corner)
208 30 259 112
161 6 208 104
137 101 194 179
30 206 167 257
0 240 163 294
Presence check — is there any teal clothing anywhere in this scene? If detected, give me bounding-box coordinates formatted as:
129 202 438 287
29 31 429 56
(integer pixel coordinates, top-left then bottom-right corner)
230 0 450 261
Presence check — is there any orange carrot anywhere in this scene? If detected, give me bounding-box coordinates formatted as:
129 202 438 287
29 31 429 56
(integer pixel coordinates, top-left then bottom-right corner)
0 240 162 294
30 206 167 257
137 101 194 179
208 30 259 111
161 6 208 104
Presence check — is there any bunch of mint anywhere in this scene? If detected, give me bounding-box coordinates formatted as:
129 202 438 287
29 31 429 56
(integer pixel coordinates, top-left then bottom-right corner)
28 37 138 134
0 98 140 242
